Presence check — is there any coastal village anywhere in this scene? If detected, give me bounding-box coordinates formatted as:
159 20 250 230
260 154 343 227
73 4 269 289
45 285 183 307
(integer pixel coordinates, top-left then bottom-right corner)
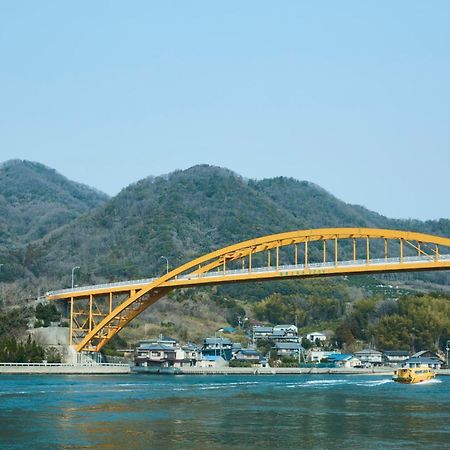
130 323 446 373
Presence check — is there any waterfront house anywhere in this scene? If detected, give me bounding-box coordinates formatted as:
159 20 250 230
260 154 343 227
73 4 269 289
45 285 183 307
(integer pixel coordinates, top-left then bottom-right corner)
327 353 361 368
139 335 178 348
353 349 383 366
402 356 443 369
403 350 444 369
232 349 268 367
134 343 177 368
198 355 228 368
383 350 410 365
201 337 233 361
308 350 338 363
411 350 443 360
177 342 201 367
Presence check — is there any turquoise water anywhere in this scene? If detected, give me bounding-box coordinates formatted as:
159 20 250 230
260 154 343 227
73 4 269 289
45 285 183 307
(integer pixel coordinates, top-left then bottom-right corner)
0 374 448 449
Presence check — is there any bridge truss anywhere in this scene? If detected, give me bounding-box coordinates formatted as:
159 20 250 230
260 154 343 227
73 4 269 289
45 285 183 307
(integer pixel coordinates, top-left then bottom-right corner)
46 228 450 352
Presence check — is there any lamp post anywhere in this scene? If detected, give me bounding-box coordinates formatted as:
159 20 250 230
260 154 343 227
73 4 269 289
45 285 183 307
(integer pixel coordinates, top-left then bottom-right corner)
71 266 80 289
160 256 169 274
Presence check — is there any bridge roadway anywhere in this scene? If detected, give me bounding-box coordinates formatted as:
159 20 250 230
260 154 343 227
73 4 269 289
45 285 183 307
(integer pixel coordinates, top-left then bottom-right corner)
48 253 450 299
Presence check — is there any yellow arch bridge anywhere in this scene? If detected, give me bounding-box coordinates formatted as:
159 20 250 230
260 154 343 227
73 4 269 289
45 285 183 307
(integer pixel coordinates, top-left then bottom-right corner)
46 228 450 353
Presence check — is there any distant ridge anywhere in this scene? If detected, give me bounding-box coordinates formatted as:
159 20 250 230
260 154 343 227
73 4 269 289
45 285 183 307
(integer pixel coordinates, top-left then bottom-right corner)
0 159 109 250
0 161 449 288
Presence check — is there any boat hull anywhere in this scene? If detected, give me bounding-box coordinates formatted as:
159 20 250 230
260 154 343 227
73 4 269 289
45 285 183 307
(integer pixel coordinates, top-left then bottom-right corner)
393 365 435 384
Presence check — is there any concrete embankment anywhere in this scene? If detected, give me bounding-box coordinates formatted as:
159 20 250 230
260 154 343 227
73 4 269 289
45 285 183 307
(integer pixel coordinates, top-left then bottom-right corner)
178 367 395 376
0 363 131 375
178 367 450 376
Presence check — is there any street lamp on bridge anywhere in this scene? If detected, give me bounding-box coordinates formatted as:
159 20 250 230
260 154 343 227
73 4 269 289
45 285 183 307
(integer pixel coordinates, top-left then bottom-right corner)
71 266 80 289
160 256 169 274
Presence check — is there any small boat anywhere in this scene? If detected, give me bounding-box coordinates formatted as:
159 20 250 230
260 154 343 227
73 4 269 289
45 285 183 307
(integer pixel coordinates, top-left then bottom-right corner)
393 365 435 384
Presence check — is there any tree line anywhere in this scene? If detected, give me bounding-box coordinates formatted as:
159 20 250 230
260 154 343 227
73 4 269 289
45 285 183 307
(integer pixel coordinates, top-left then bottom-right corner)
253 291 450 353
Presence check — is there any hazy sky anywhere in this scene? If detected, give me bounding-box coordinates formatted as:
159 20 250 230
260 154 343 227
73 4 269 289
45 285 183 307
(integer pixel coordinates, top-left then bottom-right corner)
1 2 449 220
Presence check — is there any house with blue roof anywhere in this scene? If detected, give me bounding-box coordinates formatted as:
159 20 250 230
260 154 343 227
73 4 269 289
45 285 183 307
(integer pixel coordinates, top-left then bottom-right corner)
327 353 361 368
201 337 234 361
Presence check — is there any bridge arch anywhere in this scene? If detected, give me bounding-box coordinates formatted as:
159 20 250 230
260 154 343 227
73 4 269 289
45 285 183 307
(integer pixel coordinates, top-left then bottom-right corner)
46 228 450 352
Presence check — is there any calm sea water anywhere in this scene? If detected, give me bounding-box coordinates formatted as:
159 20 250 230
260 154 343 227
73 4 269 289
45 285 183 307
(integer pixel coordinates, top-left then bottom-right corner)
0 374 448 449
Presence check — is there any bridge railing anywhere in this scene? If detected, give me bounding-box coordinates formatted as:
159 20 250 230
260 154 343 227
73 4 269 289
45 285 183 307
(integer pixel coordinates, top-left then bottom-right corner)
47 276 158 297
179 254 450 280
47 254 450 297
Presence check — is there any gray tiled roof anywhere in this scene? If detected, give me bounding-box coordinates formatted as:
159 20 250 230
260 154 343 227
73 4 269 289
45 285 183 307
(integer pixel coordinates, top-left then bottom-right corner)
137 343 176 352
354 349 382 355
405 356 443 364
383 350 410 357
253 326 273 332
274 343 302 350
204 337 232 345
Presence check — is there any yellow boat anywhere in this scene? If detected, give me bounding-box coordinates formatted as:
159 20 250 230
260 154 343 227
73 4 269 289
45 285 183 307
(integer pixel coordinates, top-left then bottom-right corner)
393 365 435 384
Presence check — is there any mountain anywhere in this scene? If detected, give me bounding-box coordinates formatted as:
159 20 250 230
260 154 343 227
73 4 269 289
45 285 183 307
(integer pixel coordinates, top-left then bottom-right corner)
4 164 445 292
0 160 109 250
1 162 450 350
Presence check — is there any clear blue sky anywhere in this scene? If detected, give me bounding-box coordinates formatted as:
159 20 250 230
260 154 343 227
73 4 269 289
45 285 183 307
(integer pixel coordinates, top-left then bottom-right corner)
1 1 449 220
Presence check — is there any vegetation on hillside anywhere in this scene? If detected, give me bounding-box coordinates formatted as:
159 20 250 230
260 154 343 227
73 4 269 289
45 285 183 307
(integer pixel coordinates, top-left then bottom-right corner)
252 288 450 353
0 307 47 363
1 162 450 355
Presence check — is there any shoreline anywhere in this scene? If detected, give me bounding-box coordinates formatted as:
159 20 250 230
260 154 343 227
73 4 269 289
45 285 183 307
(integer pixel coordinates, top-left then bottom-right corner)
0 363 130 375
1 363 448 376
178 367 395 376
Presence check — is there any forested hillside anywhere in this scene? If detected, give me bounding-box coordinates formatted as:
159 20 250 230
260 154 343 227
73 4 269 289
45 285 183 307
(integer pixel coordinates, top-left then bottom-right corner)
1 161 449 353
3 163 449 290
0 160 108 250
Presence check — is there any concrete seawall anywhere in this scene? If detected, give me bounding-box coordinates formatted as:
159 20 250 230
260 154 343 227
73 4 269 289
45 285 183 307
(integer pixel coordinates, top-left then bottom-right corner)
2 364 448 376
178 367 450 376
178 367 394 375
0 363 131 375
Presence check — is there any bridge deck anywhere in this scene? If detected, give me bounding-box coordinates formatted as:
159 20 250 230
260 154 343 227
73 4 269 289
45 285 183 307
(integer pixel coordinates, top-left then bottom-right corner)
48 254 450 300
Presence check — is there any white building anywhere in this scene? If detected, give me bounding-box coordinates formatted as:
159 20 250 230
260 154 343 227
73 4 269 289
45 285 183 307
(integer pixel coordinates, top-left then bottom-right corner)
354 349 383 366
306 332 327 343
252 326 273 341
308 350 338 362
